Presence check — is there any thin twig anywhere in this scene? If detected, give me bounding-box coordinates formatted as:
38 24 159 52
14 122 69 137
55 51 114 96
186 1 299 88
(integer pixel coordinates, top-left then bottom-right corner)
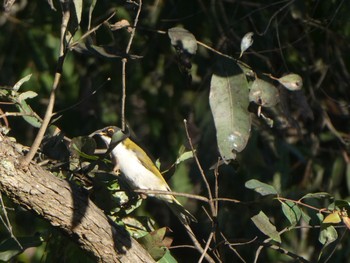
254 227 309 263
0 192 22 249
53 78 111 116
170 244 197 249
324 228 347 263
134 189 209 202
219 232 249 262
184 119 216 216
199 232 215 263
0 111 42 121
68 12 116 50
212 197 241 203
121 0 142 131
277 197 330 213
183 224 216 263
20 1 70 167
183 119 219 262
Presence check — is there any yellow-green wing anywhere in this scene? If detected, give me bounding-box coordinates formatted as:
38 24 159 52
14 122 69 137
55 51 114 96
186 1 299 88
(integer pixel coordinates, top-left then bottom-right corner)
123 138 168 184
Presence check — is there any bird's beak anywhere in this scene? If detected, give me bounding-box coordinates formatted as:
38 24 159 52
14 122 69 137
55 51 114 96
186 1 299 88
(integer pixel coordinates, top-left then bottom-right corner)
88 128 105 138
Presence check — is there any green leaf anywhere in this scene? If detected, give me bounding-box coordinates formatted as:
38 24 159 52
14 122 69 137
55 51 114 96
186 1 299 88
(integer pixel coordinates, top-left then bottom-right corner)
245 179 278 196
319 224 338 245
251 211 281 243
70 136 97 159
277 73 303 91
300 209 311 224
299 192 332 200
175 150 194 165
157 249 178 263
18 91 38 102
318 224 339 261
16 100 42 128
168 27 197 55
87 0 97 29
281 201 301 226
138 228 173 261
72 0 83 26
209 58 251 162
13 74 32 91
249 78 279 107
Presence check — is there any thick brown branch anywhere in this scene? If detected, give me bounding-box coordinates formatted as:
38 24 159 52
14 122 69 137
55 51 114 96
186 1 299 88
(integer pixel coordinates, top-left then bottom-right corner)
0 134 154 263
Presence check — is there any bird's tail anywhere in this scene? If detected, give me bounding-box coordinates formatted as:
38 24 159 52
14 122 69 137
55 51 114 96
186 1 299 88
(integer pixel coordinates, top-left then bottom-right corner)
166 197 197 225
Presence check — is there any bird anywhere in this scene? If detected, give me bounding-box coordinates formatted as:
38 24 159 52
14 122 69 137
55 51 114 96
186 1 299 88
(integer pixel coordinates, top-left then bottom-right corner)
92 126 196 225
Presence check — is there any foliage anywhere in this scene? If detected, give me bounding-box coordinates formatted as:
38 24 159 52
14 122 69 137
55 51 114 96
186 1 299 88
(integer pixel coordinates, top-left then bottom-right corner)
0 0 350 262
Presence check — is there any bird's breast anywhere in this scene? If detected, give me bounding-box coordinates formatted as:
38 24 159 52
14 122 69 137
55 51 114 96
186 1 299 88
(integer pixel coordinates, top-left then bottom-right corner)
112 143 167 192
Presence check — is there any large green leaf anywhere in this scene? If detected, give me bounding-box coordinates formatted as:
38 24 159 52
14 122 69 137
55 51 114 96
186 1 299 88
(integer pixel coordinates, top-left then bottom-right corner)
281 201 301 226
249 78 279 107
72 0 83 26
245 179 278 196
251 211 281 243
138 227 173 261
209 58 251 162
319 224 338 245
12 74 32 91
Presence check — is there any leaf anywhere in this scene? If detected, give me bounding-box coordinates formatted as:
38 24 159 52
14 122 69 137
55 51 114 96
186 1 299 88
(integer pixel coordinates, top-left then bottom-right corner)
299 192 332 200
18 91 38 102
277 73 303 91
13 74 32 91
300 209 311 224
157 249 178 263
245 179 278 196
249 78 279 107
251 211 281 243
70 136 97 159
175 150 194 165
138 228 173 261
318 224 338 261
0 88 9 97
87 0 97 30
209 58 251 162
319 224 338 245
281 201 301 226
72 0 83 26
168 27 197 55
16 100 42 128
323 212 341 224
239 32 254 58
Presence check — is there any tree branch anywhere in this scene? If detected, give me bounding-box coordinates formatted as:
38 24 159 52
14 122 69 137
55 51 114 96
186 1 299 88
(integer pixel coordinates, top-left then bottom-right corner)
0 134 154 263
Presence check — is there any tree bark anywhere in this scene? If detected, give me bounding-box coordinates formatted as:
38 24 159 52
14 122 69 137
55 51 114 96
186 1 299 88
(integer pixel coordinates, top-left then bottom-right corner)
0 134 154 263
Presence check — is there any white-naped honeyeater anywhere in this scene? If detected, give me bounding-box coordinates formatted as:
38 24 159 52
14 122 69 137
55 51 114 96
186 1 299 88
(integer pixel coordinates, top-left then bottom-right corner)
92 126 196 225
